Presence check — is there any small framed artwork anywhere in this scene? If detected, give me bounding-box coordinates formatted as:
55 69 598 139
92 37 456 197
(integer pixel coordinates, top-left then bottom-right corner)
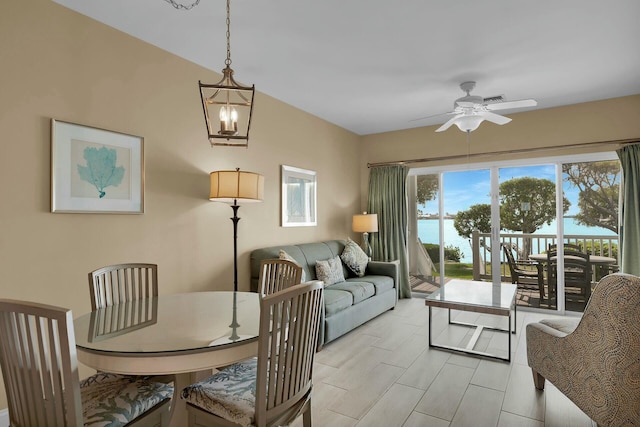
51 119 144 213
281 165 317 227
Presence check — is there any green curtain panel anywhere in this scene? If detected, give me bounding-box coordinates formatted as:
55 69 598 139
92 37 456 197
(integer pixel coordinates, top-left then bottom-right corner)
367 165 411 298
616 144 640 276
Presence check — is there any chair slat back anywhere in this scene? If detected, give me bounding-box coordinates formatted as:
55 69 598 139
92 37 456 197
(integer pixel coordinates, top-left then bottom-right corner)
547 243 590 260
259 259 303 297
88 263 158 310
0 299 83 426
255 281 324 426
501 243 518 278
547 244 592 294
89 298 158 342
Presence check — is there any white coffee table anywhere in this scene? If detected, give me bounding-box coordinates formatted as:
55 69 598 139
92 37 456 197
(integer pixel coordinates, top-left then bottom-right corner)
425 279 517 362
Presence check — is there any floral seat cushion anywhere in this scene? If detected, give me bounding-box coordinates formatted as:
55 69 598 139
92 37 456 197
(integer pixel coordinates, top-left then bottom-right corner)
181 358 258 427
80 372 173 426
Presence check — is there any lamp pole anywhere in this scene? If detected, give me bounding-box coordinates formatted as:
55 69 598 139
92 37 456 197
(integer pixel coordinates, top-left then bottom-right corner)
230 199 240 293
229 289 240 340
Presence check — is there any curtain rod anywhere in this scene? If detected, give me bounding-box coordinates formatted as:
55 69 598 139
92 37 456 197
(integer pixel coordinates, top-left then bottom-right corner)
367 138 639 168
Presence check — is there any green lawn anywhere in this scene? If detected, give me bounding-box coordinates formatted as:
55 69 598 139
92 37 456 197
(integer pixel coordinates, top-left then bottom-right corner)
434 262 474 280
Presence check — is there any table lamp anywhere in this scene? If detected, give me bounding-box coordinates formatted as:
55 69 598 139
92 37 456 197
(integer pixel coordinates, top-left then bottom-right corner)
352 212 378 258
210 168 264 292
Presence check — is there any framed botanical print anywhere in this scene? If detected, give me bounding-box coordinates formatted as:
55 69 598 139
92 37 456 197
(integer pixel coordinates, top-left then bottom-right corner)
51 119 144 213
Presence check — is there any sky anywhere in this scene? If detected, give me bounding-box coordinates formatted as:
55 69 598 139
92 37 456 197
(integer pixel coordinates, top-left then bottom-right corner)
420 164 583 216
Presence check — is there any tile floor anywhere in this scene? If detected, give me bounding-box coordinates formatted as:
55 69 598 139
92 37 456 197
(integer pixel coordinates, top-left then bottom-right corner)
292 297 595 427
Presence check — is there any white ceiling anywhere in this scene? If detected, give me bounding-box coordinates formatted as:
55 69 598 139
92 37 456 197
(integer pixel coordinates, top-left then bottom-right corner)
52 0 640 136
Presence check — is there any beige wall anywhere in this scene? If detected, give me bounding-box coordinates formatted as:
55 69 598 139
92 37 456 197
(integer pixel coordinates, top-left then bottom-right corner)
0 0 362 409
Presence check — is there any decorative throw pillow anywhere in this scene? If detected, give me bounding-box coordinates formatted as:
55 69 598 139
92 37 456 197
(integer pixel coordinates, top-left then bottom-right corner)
340 238 369 277
315 256 345 286
279 249 306 282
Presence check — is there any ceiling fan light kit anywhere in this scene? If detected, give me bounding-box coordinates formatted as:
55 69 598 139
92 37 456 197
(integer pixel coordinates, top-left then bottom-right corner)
433 81 537 133
454 115 484 133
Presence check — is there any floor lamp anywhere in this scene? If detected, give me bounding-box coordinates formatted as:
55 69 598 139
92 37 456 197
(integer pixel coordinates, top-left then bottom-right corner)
352 212 378 259
210 168 264 292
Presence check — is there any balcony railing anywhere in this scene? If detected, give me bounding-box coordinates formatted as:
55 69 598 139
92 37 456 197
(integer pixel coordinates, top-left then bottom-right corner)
471 230 619 282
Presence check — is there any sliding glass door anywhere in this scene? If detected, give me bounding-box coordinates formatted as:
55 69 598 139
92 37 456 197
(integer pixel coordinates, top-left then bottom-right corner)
411 152 620 314
498 164 558 309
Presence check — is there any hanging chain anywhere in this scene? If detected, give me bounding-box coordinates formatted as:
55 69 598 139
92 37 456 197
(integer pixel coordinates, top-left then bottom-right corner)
225 0 232 66
163 0 200 10
164 0 232 66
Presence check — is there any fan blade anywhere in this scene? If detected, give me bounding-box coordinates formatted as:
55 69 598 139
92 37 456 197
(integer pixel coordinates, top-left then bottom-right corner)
409 111 456 123
486 99 537 111
435 114 464 132
477 111 512 125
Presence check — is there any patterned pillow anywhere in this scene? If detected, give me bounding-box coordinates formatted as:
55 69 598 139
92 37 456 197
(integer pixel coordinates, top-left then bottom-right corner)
340 238 369 277
279 249 306 282
315 256 345 286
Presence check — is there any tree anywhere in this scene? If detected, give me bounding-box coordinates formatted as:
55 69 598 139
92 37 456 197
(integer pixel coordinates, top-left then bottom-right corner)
452 177 570 259
500 177 569 234
500 177 570 257
417 174 438 205
453 204 492 238
453 203 491 274
562 161 619 233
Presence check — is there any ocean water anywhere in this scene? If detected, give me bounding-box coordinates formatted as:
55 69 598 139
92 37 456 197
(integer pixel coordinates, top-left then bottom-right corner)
418 218 617 263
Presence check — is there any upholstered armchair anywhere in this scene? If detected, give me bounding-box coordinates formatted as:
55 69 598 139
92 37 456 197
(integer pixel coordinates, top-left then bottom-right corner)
526 273 640 426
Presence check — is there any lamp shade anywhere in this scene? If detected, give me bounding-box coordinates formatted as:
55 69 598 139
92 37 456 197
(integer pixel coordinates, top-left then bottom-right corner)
210 170 264 203
352 213 378 233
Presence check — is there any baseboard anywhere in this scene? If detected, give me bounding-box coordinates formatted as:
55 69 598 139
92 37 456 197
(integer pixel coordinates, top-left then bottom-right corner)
0 409 8 427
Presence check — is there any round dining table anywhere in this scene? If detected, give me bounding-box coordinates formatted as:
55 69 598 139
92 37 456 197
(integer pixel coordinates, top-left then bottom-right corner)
74 291 260 427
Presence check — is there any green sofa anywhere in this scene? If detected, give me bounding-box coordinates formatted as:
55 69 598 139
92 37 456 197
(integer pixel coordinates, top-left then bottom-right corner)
250 240 399 349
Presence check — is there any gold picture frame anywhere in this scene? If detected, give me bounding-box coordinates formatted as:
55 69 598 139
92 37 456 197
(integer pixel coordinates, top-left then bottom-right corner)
51 119 144 213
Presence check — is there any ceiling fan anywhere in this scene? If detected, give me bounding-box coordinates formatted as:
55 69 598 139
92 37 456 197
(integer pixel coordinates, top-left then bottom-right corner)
421 81 537 133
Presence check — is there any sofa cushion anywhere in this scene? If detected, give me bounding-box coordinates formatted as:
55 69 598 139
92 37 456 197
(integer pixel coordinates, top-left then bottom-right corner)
298 242 350 279
347 275 394 295
279 249 307 282
329 281 375 305
340 238 369 277
315 256 345 286
324 289 353 316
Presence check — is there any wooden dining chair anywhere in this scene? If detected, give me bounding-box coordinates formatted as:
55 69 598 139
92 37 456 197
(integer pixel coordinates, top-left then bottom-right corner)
258 258 303 297
0 298 173 426
547 244 592 301
502 243 545 299
88 263 174 384
89 263 158 310
181 280 324 427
